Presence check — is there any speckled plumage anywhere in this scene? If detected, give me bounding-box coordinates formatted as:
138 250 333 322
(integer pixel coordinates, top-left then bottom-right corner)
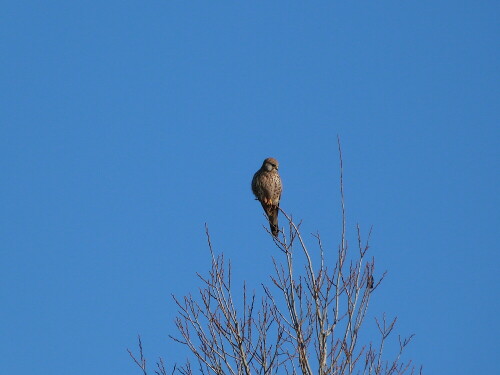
251 157 282 237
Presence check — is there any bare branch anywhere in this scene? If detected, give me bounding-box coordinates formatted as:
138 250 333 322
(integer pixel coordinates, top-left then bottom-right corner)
131 141 420 375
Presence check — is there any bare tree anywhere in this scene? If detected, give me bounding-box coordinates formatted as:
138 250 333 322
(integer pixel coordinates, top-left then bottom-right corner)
129 141 421 375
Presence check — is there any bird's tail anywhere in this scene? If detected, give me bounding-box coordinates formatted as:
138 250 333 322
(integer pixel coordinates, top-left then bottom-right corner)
267 207 279 237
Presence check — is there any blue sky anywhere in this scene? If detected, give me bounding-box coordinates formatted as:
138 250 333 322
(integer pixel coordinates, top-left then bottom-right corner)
1 1 498 374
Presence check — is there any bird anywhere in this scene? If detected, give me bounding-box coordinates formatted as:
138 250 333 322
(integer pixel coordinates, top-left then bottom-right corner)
251 157 283 237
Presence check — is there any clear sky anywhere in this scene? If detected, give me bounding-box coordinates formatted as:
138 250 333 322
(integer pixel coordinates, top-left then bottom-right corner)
1 1 498 374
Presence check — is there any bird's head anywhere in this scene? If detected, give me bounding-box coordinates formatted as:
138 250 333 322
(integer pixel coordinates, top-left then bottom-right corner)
262 157 279 172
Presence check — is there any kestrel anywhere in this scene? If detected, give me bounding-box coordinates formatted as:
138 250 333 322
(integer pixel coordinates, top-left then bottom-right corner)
252 157 283 237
